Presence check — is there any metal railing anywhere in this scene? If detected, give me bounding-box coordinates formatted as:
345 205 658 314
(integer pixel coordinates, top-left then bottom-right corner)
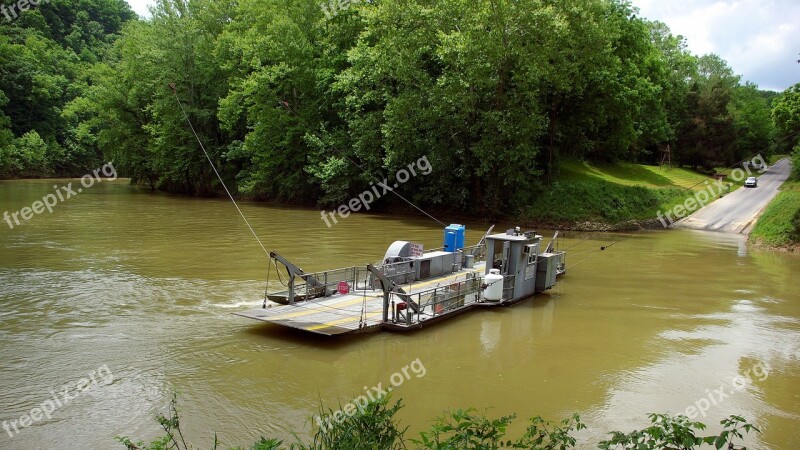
283 243 490 303
290 265 374 301
462 244 487 264
552 250 567 274
391 273 483 326
373 259 415 286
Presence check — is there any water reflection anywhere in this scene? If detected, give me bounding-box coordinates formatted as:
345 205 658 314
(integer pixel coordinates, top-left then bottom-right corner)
479 314 501 356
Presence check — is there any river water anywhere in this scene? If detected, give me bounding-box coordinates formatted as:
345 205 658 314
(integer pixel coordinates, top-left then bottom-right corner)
0 179 798 449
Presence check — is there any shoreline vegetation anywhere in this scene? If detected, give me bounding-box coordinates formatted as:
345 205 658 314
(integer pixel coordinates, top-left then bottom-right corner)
117 394 760 450
750 180 800 252
2 0 796 226
3 156 798 241
749 154 800 252
0 0 797 241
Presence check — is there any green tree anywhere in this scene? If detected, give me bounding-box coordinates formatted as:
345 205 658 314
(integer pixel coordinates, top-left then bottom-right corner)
772 83 800 178
322 0 545 212
0 91 14 175
676 54 739 169
643 21 698 163
76 0 237 193
730 82 774 161
0 0 134 178
217 0 326 202
16 0 778 220
5 130 51 177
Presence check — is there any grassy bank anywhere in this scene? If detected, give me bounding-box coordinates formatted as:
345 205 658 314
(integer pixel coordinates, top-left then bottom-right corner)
750 180 800 250
521 161 736 228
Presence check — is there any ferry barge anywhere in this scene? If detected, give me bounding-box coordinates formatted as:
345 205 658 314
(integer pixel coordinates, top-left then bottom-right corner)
235 225 566 336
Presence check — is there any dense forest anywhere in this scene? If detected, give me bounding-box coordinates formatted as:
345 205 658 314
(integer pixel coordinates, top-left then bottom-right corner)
1 0 796 216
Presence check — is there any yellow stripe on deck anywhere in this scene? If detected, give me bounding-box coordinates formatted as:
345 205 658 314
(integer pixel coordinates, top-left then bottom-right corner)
307 311 383 331
267 294 382 321
236 265 488 335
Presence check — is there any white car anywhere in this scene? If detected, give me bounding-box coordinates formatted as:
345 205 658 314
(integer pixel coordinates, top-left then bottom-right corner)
744 177 758 188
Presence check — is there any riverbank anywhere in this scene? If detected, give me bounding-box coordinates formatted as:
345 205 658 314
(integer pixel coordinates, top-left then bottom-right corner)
0 159 761 234
517 161 737 231
750 180 800 252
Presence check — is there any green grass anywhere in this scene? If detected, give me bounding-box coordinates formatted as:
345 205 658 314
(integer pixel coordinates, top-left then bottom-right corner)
523 159 789 227
769 154 789 165
557 161 711 190
750 181 800 247
525 180 683 223
525 161 731 225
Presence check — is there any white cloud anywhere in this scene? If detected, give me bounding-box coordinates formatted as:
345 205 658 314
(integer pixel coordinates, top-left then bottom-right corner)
126 0 153 18
633 0 800 91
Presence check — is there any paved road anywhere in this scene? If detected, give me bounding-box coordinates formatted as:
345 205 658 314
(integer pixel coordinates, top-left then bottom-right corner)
675 158 791 234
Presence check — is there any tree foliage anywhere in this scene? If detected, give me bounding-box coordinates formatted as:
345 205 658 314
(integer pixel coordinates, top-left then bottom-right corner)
0 0 778 215
772 83 800 178
0 0 135 178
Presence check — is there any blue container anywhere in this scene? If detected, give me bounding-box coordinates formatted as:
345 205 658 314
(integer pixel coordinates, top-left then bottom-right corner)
444 224 466 252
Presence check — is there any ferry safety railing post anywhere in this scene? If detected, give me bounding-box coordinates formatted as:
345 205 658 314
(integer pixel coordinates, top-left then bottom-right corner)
420 291 427 323
408 294 414 326
394 292 408 325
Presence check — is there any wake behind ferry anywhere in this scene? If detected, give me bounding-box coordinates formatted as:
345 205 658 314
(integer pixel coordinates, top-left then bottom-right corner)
235 225 566 336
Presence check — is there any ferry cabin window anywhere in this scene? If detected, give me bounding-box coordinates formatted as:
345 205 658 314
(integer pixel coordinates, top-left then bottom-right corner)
525 244 537 266
492 246 503 269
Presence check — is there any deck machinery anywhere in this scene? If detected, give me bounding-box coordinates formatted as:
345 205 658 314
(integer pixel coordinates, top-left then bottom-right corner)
235 225 566 336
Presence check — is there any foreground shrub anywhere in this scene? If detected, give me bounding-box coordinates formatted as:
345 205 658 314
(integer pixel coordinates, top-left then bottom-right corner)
598 413 759 450
118 394 758 450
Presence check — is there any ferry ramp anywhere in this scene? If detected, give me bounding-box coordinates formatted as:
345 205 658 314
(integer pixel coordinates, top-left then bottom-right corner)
235 267 486 336
234 292 385 336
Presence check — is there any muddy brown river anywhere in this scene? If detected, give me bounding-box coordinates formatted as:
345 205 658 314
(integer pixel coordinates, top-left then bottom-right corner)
1 179 798 449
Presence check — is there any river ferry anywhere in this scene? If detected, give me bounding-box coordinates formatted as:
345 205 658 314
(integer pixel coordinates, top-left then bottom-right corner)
235 225 566 336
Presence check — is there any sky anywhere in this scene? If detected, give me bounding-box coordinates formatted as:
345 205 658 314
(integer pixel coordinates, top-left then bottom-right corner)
124 0 799 92
634 0 799 91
